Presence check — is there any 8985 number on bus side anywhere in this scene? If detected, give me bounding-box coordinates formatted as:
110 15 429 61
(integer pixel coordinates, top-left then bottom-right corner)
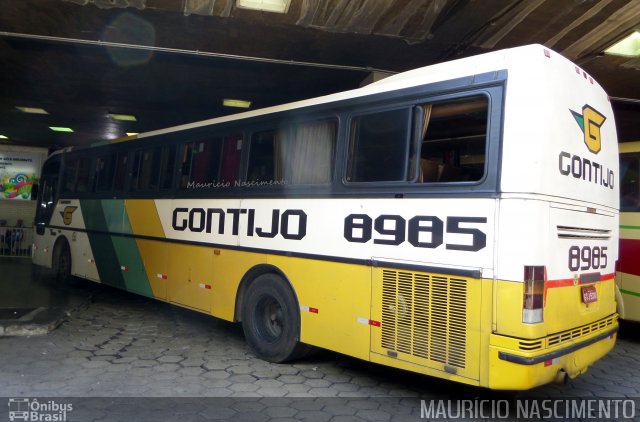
344 214 487 251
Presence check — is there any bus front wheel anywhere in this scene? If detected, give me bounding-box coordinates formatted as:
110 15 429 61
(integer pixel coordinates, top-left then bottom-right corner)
241 273 307 363
52 239 71 283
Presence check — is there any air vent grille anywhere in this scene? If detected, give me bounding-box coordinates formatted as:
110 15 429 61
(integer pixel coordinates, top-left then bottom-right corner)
381 270 467 369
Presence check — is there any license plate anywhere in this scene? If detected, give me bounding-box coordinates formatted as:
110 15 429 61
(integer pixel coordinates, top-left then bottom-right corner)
581 285 598 304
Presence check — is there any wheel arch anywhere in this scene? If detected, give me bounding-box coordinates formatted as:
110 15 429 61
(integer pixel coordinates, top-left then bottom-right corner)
51 234 71 264
51 233 74 279
615 279 626 320
234 263 299 323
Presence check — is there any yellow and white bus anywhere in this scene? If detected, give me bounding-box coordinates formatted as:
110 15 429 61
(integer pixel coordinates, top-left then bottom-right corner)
33 44 618 390
618 141 640 322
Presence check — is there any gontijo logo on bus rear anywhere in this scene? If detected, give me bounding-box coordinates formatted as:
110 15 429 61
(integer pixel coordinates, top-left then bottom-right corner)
570 105 606 154
558 105 613 190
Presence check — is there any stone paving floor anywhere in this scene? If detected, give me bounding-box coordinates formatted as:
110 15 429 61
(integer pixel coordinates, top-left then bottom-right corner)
1 262 639 420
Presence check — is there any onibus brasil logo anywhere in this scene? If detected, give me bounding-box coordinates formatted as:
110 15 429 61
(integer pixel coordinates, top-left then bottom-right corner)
570 104 606 154
7 398 72 421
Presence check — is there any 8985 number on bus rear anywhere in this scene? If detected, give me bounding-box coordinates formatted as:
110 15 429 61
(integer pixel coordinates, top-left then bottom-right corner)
568 245 608 271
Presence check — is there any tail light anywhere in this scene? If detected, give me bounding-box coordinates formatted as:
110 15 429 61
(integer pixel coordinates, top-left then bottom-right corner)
523 266 545 324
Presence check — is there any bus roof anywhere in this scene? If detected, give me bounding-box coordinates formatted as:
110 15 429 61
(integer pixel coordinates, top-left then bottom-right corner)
61 44 595 153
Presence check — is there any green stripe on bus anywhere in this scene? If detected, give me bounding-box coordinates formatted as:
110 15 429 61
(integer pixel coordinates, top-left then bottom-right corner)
620 225 640 230
620 288 640 297
101 200 133 233
80 199 127 291
101 200 154 298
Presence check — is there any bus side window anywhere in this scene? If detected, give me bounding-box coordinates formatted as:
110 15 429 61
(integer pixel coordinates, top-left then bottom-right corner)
220 135 242 185
113 152 128 192
178 139 223 189
621 153 640 211
62 157 90 193
159 145 176 190
247 129 288 183
131 147 161 191
62 158 78 193
75 159 90 193
94 154 115 192
247 122 335 186
419 95 488 183
282 120 336 185
347 108 411 182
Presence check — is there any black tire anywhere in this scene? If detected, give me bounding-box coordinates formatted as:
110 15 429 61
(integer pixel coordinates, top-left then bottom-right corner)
52 239 72 283
241 273 308 363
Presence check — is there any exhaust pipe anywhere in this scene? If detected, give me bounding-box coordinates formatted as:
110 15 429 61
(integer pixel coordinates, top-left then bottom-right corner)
554 369 568 384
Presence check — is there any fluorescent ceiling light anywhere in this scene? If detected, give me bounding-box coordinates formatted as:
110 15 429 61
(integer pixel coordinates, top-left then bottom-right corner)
16 106 48 114
236 0 290 13
49 126 74 133
126 132 139 136
109 113 137 122
605 31 640 57
223 99 252 108
0 135 8 140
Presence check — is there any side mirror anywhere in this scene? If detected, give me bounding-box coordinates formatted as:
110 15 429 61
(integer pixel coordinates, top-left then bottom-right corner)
30 184 39 200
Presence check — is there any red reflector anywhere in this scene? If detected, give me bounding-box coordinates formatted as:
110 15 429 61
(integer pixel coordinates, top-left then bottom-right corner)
205 284 211 290
544 359 553 367
309 307 319 314
370 320 381 327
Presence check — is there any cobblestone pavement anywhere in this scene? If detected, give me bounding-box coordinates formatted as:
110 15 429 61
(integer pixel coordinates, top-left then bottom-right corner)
1 274 639 421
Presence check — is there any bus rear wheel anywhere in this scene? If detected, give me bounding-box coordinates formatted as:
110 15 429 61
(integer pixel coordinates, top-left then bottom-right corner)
52 239 71 283
241 273 308 363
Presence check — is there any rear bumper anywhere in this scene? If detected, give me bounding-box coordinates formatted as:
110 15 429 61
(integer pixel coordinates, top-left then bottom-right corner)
488 316 618 390
498 327 618 365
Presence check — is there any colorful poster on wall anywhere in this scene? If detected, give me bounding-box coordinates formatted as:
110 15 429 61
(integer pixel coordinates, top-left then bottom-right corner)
0 152 43 200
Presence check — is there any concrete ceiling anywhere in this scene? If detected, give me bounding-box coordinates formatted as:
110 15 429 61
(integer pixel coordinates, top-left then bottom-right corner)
1 0 639 150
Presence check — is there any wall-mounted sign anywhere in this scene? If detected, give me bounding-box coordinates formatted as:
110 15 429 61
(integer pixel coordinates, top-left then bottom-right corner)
0 151 44 200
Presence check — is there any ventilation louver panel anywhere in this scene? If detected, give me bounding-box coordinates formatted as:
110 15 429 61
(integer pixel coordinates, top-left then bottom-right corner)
381 270 467 369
